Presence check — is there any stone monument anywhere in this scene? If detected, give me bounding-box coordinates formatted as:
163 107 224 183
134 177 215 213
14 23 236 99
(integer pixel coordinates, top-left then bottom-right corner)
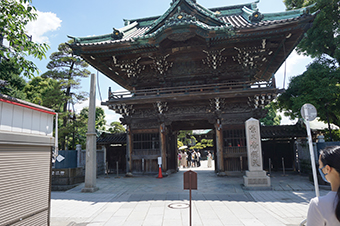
243 118 270 187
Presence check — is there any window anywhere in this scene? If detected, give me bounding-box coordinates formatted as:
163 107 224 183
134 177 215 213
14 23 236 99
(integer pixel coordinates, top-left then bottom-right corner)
223 128 246 147
133 133 159 150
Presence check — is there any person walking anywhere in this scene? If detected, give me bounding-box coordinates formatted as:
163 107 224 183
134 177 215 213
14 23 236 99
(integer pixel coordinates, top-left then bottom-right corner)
187 150 192 168
306 146 340 226
180 151 187 168
197 150 201 167
207 151 212 168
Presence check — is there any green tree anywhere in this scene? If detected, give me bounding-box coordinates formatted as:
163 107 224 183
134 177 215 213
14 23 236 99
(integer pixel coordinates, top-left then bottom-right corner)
42 41 92 150
0 58 27 99
23 76 64 108
108 121 126 134
79 107 107 132
260 102 282 126
177 140 184 149
276 58 340 127
191 138 214 150
284 0 340 64
71 107 107 149
0 0 49 77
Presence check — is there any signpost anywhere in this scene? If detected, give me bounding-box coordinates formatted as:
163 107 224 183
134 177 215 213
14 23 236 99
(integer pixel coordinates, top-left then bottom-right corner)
301 103 319 197
184 170 197 226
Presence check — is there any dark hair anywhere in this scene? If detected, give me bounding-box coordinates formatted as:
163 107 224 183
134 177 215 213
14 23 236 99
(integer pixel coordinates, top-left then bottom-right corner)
319 146 340 222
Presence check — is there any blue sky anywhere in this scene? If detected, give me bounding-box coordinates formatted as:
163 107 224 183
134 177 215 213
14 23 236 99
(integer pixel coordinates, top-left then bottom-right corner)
26 0 312 125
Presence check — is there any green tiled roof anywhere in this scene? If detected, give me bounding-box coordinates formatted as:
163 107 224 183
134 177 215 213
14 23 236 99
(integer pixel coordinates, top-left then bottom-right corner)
68 0 316 46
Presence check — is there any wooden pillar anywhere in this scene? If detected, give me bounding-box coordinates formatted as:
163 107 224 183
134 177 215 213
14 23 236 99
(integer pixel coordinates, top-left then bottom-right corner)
126 125 133 174
160 123 167 171
215 120 224 173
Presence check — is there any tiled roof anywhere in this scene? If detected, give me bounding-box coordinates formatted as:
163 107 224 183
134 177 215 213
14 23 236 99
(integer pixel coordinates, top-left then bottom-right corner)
69 1 316 47
260 125 307 139
97 132 126 144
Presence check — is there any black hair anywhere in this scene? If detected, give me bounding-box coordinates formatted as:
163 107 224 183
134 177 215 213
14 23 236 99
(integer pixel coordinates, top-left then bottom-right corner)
319 146 340 222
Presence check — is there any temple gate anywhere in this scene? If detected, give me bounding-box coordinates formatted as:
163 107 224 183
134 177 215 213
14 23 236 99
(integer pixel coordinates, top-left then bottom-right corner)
69 0 316 175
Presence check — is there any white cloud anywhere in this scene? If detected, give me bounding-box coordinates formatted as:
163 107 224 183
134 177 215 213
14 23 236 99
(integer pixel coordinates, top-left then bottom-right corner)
26 10 62 44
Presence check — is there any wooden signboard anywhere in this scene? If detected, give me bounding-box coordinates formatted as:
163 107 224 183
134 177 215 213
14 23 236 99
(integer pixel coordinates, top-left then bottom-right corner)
183 170 197 190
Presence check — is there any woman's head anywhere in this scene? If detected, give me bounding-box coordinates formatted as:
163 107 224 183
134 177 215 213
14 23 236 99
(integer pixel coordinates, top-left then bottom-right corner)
319 146 340 173
319 146 340 222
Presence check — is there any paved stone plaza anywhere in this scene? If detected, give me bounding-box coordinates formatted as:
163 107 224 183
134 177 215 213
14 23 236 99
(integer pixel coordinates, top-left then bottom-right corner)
51 161 330 226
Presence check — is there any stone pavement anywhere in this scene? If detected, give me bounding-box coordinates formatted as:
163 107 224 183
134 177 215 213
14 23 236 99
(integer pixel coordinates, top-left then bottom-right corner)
50 161 331 226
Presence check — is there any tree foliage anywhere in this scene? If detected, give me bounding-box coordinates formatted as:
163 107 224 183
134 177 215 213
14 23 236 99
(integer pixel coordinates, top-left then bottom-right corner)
42 41 92 150
57 107 108 150
79 107 107 132
0 58 27 99
23 76 64 109
259 102 282 126
108 121 126 134
0 0 49 77
284 0 340 64
276 58 340 127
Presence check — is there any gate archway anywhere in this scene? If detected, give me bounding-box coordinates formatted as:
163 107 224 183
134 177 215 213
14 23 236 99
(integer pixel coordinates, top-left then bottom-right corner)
69 1 316 176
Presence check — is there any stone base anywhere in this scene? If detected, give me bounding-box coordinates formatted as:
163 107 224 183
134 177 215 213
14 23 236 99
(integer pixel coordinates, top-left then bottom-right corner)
81 186 99 193
243 170 271 187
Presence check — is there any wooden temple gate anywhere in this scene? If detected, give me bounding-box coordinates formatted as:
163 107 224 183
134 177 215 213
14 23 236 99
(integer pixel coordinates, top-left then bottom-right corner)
69 0 316 175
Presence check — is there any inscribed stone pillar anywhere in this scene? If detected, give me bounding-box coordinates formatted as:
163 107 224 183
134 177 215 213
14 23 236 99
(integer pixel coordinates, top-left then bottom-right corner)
243 118 270 187
82 73 99 193
160 123 167 172
215 121 224 174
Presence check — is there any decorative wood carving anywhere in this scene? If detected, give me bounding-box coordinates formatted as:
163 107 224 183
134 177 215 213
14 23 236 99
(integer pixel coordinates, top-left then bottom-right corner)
247 93 276 109
232 39 272 78
112 56 145 78
165 6 197 27
209 97 225 112
149 54 173 78
202 48 227 70
154 101 168 114
108 103 134 116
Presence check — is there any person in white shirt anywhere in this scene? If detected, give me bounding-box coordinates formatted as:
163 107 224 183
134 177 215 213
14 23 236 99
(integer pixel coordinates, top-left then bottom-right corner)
306 146 340 226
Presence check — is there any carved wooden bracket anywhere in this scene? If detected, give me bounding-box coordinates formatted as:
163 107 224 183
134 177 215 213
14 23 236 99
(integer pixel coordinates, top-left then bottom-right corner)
154 101 168 114
209 97 225 112
247 93 276 109
149 54 173 76
109 103 134 116
232 39 272 76
202 48 227 70
112 56 145 78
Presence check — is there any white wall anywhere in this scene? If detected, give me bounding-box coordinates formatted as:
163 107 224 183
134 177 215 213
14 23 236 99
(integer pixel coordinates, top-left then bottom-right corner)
0 101 54 136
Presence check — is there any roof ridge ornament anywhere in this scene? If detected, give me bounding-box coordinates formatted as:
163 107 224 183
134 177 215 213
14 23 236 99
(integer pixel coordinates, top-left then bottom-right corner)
111 28 123 40
249 10 264 23
165 6 197 26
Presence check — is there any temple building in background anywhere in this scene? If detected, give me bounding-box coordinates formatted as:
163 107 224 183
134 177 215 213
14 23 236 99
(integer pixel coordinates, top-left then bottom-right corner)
69 0 316 176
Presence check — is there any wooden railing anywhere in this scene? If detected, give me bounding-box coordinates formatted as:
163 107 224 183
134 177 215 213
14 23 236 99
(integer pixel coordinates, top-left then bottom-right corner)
109 80 274 100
